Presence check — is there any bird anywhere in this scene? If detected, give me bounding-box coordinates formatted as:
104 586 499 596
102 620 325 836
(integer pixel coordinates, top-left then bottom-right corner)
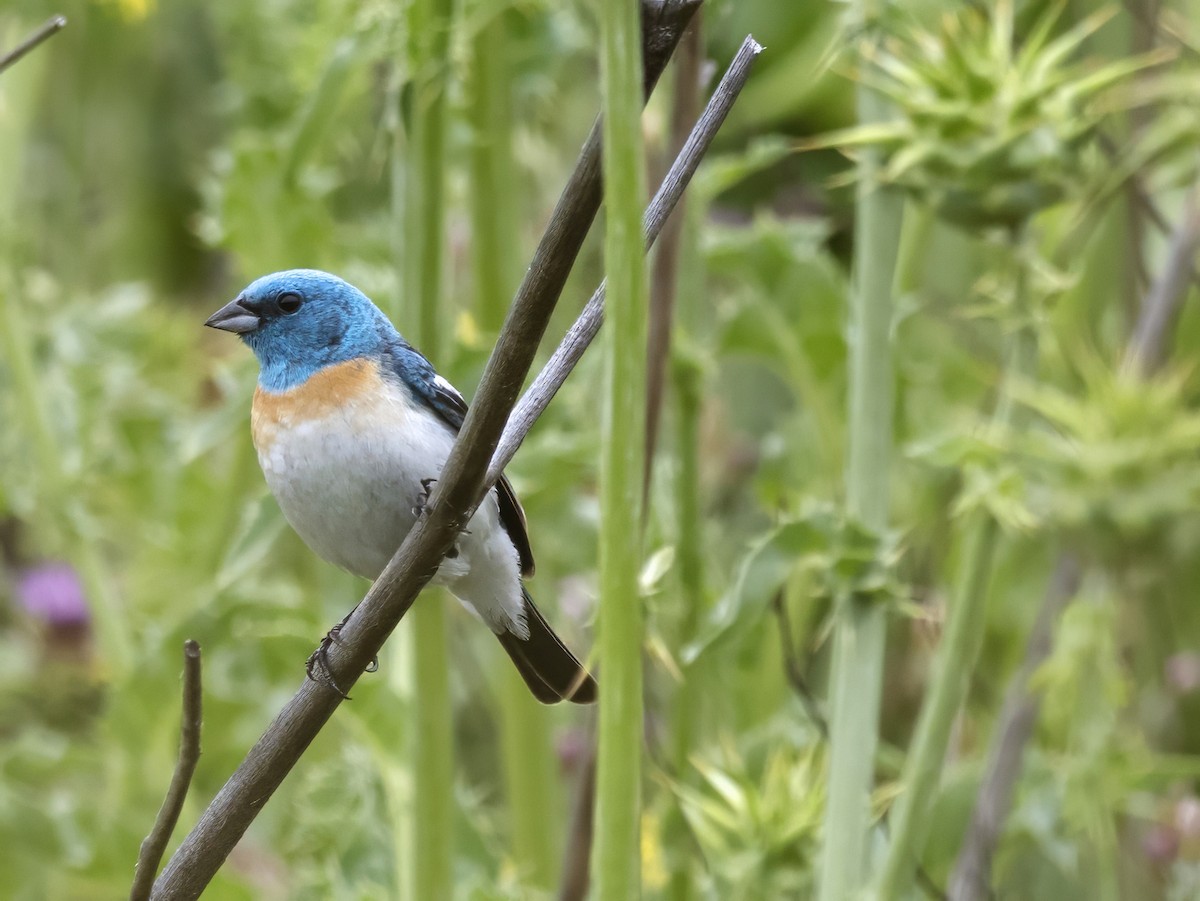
205 268 597 704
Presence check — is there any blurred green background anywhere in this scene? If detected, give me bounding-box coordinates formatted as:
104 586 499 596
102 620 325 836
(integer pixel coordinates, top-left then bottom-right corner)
3 0 1200 898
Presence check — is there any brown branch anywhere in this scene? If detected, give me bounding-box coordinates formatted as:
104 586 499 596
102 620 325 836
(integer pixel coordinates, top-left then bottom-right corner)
948 557 1081 901
0 16 66 75
131 641 203 901
557 740 598 901
149 5 705 897
643 17 705 506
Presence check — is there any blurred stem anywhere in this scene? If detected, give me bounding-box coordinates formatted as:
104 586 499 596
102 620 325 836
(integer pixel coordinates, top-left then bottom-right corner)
498 668 559 887
401 0 451 351
817 23 905 901
411 603 454 898
666 347 704 901
877 228 1039 899
467 1 559 887
948 555 1081 901
397 0 454 897
593 0 649 897
466 1 518 335
643 18 702 503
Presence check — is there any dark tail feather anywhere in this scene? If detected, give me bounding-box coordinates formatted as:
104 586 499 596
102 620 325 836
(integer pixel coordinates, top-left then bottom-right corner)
496 589 597 705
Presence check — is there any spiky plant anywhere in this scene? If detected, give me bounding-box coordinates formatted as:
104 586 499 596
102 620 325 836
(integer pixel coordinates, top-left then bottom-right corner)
812 1 1170 229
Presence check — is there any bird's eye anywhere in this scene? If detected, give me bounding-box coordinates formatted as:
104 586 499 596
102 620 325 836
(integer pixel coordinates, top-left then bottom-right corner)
278 292 303 314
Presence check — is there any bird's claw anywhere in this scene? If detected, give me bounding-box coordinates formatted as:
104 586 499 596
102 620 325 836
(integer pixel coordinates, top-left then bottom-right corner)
304 615 380 698
305 633 352 699
412 477 437 519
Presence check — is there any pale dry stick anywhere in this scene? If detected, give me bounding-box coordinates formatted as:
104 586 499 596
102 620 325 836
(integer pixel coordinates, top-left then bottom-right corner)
130 641 203 901
0 16 66 75
150 5 702 897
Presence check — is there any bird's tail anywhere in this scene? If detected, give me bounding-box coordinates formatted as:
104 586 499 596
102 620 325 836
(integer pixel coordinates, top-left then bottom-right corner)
496 588 597 704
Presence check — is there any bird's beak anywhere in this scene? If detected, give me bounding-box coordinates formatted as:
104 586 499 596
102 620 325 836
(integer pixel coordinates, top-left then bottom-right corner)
204 296 261 334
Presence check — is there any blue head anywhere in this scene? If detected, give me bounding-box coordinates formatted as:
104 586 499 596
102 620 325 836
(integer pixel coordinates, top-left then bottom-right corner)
205 269 398 391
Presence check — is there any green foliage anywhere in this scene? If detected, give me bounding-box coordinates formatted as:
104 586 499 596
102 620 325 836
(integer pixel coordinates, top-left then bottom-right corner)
2 1 1200 899
673 728 825 897
811 1 1171 228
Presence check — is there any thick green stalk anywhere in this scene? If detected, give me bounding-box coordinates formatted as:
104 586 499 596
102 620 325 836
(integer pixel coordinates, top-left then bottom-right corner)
397 0 454 897
497 667 559 886
466 1 518 335
875 236 1038 899
466 2 560 885
593 0 649 897
402 0 452 352
817 36 905 901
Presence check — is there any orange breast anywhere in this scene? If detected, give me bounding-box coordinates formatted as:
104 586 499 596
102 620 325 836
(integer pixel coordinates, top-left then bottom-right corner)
252 358 387 449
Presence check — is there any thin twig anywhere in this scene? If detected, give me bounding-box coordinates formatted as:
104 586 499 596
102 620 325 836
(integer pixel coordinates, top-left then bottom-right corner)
557 741 598 901
1123 178 1200 377
487 35 763 489
771 591 828 737
131 641 203 901
0 16 66 75
150 5 702 897
643 19 705 506
948 557 1081 901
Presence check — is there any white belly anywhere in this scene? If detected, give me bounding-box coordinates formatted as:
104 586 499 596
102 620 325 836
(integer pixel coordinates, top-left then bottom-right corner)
255 394 526 636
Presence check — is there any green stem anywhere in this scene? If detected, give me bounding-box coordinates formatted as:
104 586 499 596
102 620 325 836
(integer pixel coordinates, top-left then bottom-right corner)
498 666 559 887
593 0 649 897
666 348 704 901
817 34 905 901
875 233 1038 899
401 0 451 351
411 601 455 899
466 2 560 886
396 0 454 897
466 1 518 335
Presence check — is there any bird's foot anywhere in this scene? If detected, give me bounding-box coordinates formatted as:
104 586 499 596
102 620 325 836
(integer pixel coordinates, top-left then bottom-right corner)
305 612 379 699
412 477 437 519
412 476 465 560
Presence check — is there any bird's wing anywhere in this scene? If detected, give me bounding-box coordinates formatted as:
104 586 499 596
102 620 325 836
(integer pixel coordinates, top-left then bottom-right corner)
401 355 536 578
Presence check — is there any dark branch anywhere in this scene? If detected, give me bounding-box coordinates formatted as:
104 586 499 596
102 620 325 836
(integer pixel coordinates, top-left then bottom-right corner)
0 16 66 75
150 5 704 897
643 20 705 505
131 641 203 901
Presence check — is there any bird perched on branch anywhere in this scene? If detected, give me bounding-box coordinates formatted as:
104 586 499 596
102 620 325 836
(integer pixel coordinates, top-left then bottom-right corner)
205 269 597 704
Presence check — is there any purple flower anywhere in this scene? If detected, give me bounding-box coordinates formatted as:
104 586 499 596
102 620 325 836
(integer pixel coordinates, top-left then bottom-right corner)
15 563 90 627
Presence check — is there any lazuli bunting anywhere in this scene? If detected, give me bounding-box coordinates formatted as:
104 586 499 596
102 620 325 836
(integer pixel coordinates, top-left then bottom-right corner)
206 269 597 704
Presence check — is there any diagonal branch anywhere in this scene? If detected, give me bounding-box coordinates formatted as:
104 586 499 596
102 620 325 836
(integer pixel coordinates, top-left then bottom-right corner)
1123 178 1200 377
948 557 1081 901
149 4 704 897
130 641 203 901
0 16 66 76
